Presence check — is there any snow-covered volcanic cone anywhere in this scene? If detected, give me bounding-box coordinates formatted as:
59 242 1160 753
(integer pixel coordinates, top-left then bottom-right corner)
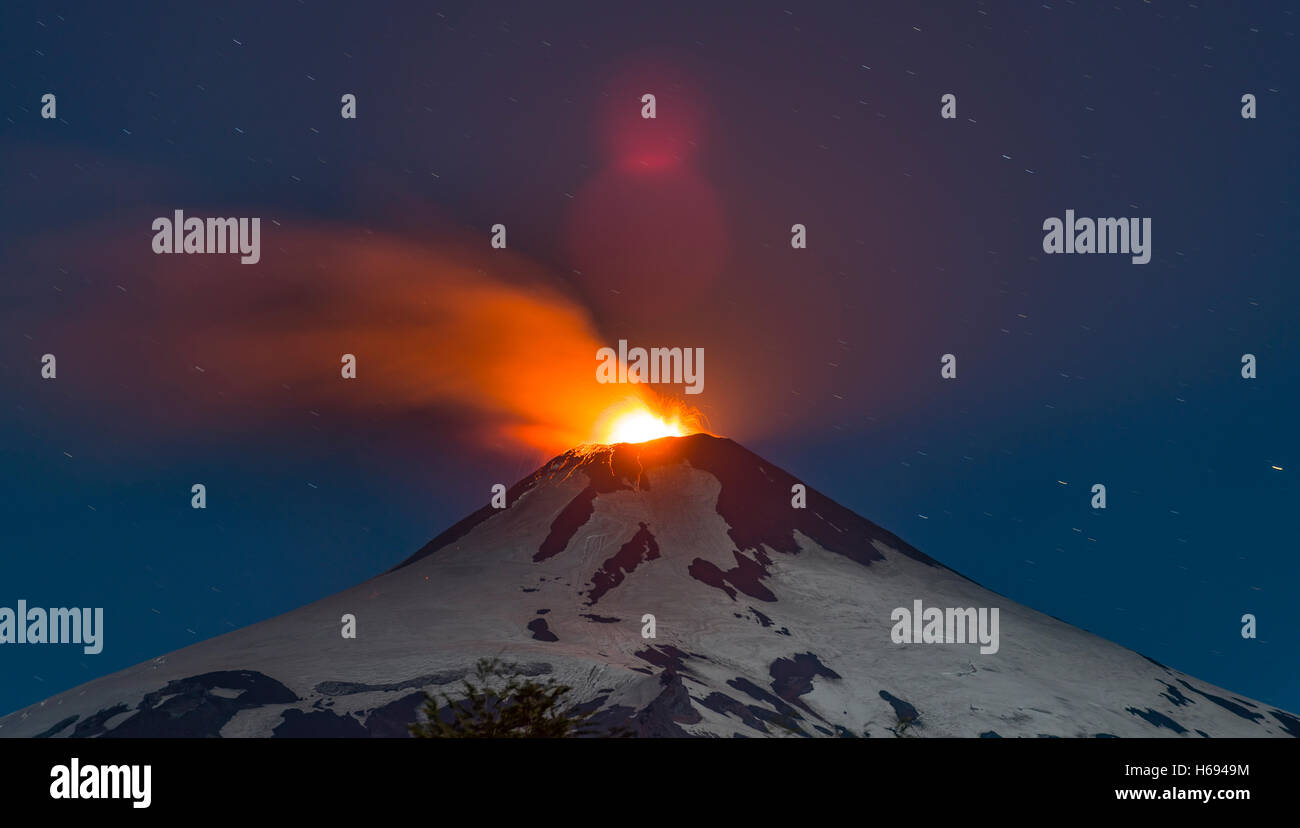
4 434 1296 738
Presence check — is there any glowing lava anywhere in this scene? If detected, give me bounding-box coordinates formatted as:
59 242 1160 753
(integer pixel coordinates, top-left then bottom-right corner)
591 396 702 445
605 410 684 443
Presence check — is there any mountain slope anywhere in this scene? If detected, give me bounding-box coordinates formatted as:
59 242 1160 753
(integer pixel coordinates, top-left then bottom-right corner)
4 434 1296 738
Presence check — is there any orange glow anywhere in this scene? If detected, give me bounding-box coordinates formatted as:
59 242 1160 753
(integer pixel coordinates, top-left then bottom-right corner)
40 222 716 457
606 411 683 443
590 396 704 445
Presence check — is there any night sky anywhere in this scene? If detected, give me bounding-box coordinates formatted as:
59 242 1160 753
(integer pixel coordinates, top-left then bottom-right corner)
2 1 1297 718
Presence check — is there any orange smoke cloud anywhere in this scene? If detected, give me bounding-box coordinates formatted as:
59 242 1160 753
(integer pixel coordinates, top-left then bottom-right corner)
20 221 703 455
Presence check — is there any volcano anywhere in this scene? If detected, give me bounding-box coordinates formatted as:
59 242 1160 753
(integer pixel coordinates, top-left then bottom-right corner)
4 434 1296 738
